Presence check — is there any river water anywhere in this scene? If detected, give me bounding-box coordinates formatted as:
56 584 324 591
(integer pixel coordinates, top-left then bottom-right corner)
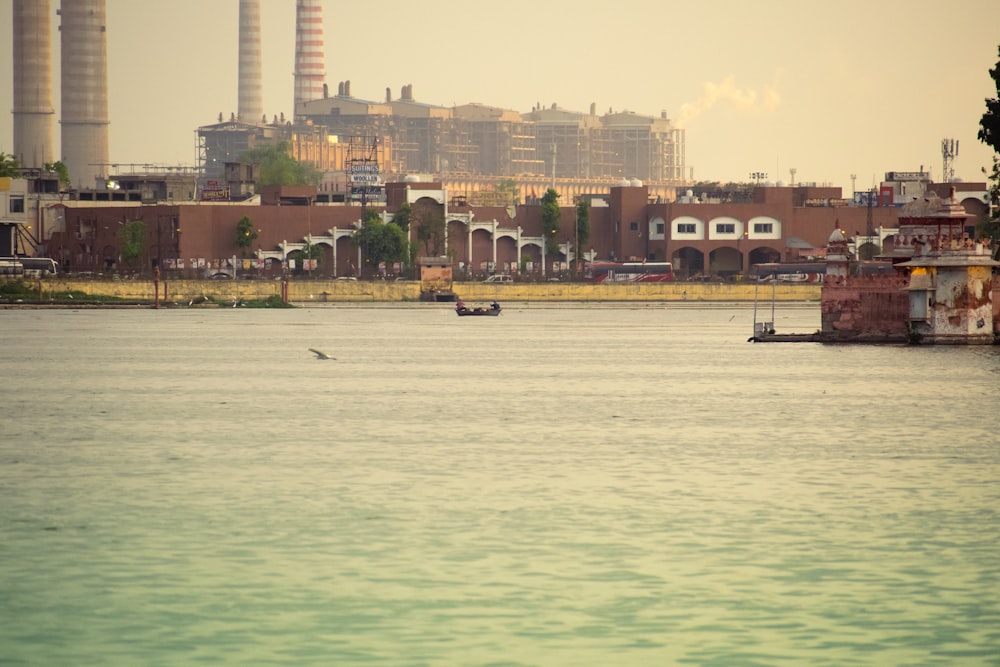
2 303 998 666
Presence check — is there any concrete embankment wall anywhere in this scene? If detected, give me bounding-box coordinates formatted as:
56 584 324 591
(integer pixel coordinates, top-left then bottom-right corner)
31 278 820 303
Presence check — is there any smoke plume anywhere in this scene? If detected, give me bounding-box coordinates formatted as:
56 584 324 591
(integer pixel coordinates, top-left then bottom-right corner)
675 75 780 127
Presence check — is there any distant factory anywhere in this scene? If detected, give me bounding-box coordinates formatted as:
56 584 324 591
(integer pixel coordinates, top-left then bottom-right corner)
196 0 686 203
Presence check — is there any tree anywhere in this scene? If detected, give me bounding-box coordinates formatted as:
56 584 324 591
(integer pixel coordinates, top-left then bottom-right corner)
235 216 258 257
118 220 147 272
415 210 446 256
240 140 320 187
353 213 408 276
979 46 1000 253
0 152 20 178
541 188 561 255
391 202 412 232
575 198 591 275
292 241 322 274
43 161 70 188
977 156 1000 249
978 45 1000 154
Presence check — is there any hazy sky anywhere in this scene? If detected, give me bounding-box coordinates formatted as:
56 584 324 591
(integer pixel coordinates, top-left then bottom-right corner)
2 0 999 192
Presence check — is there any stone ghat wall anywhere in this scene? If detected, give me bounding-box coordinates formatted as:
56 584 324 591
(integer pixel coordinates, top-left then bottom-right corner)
28 278 821 303
821 274 910 339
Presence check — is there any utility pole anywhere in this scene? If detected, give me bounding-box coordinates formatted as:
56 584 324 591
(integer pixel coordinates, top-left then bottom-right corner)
551 143 557 190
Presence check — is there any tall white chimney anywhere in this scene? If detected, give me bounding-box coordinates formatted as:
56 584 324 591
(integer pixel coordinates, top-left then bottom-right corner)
13 0 55 169
60 0 109 188
294 0 326 113
238 0 263 122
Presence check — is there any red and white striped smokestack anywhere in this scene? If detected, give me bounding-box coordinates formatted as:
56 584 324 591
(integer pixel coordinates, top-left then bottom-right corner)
60 0 109 188
294 0 326 113
238 0 263 122
13 0 55 169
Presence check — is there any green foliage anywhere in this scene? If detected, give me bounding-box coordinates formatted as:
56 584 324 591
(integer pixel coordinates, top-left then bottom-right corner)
0 152 20 178
0 279 118 304
689 181 754 203
978 45 1000 154
243 295 295 308
118 220 147 270
44 161 70 186
977 156 1000 250
497 178 520 206
288 241 322 273
235 216 258 256
240 141 320 187
0 279 33 297
575 198 591 248
541 188 561 255
353 214 409 272
391 203 412 232
415 210 446 256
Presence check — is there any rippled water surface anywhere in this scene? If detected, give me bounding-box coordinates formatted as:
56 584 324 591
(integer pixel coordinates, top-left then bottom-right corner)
2 303 999 666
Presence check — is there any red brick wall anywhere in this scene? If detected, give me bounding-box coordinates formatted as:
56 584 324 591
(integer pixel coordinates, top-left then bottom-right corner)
821 273 910 340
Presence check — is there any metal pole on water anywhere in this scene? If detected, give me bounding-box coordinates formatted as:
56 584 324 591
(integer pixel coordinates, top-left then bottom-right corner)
753 277 759 338
770 280 776 331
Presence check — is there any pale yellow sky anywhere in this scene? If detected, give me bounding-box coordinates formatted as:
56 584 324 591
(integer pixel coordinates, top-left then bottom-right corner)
3 0 999 192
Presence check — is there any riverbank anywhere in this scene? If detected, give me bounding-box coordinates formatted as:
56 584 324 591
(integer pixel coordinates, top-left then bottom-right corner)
2 277 821 305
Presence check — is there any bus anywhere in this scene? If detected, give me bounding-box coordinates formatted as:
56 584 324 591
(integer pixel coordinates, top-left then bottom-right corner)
21 257 59 276
586 261 674 283
749 262 826 283
0 257 59 276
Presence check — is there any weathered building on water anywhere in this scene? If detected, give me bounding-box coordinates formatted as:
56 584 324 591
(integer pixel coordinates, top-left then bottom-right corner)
806 189 998 345
896 192 999 344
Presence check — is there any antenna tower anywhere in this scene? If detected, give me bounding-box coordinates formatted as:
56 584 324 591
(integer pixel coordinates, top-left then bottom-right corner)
941 138 959 183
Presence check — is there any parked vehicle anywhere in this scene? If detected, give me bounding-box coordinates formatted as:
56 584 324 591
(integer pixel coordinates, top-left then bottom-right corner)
484 274 513 283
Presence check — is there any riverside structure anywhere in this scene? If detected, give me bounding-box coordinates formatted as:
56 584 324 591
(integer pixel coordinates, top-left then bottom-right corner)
35 179 990 283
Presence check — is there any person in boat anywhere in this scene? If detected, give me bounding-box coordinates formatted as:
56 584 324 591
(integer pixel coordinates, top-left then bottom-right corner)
456 299 465 311
491 301 500 311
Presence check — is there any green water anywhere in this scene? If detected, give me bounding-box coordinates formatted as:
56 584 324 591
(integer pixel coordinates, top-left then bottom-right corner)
2 304 998 666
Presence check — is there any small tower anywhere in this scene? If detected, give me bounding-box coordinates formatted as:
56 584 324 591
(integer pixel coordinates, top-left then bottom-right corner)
824 223 850 283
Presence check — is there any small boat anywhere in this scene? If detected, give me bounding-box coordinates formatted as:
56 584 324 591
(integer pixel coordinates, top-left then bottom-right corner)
456 300 501 316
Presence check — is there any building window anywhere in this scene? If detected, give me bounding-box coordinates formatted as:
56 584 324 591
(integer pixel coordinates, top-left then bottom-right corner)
656 222 664 235
677 223 696 234
629 222 639 232
754 223 773 234
10 196 25 214
716 223 735 234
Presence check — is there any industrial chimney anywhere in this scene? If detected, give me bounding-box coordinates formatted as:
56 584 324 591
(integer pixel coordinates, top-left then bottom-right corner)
293 0 326 112
60 0 109 189
237 0 263 122
13 0 55 169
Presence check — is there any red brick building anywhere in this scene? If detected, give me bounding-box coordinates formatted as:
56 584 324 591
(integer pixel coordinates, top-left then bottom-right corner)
46 182 990 280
